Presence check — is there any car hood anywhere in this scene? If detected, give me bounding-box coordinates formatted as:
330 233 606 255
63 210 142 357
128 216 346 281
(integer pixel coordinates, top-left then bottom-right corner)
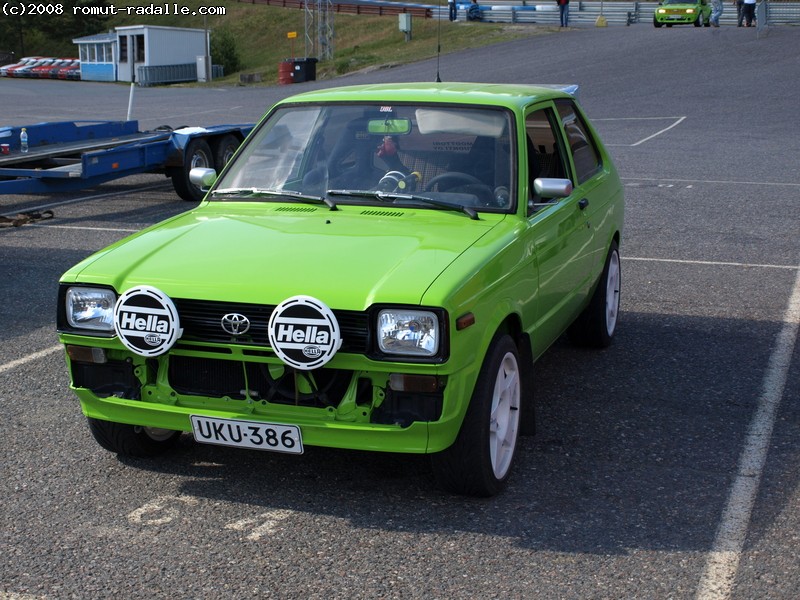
66 203 503 310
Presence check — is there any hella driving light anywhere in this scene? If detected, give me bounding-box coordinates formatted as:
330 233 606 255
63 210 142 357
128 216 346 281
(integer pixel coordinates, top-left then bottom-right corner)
66 286 116 332
377 309 439 357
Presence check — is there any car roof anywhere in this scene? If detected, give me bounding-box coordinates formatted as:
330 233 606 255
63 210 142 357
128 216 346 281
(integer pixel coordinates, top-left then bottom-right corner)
279 82 579 111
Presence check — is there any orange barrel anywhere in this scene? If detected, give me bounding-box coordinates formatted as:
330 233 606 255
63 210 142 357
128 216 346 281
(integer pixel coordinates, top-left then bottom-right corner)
278 60 294 85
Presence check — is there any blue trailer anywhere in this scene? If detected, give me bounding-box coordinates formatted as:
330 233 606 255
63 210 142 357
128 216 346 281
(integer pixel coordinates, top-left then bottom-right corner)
0 120 253 201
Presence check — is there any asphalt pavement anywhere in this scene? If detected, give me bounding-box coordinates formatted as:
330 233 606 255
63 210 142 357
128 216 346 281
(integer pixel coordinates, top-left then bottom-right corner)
1 23 798 600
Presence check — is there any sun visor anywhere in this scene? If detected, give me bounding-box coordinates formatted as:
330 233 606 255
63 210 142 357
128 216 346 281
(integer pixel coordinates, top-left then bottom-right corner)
415 108 506 137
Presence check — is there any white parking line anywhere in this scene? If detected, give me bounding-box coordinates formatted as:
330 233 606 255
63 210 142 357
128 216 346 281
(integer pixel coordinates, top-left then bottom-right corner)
623 177 800 188
627 257 799 270
26 224 140 233
597 116 686 147
0 345 62 375
695 267 800 600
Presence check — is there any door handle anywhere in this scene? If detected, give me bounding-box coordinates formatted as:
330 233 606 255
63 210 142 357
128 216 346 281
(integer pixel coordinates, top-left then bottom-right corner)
578 198 589 210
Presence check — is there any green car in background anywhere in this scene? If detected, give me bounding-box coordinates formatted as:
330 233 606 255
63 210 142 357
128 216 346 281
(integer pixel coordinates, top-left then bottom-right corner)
58 83 624 497
654 0 712 26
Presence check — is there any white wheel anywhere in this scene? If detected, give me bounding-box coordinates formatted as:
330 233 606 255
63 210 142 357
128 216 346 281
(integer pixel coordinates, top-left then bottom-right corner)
431 334 522 496
604 247 621 338
488 351 521 480
569 240 621 347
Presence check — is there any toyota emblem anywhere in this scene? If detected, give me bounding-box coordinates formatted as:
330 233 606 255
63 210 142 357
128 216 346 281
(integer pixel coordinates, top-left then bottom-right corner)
221 313 251 336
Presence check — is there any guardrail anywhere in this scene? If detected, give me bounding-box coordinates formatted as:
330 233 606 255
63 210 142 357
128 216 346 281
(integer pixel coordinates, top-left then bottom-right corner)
457 0 798 24
137 64 225 86
470 1 637 25
236 0 799 25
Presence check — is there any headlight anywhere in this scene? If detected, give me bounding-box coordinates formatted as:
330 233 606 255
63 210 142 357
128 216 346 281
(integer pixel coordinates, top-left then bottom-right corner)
377 309 440 357
66 286 116 332
687 8 695 13
657 8 666 13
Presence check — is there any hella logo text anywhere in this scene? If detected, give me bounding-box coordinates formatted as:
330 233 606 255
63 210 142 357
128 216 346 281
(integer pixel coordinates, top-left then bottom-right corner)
119 312 170 333
275 323 330 345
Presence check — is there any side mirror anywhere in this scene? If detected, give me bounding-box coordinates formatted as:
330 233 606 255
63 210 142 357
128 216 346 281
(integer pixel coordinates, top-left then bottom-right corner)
529 178 574 214
189 167 217 190
534 177 573 199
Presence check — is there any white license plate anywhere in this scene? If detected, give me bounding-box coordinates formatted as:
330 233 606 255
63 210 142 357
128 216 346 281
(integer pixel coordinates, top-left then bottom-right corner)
191 415 303 454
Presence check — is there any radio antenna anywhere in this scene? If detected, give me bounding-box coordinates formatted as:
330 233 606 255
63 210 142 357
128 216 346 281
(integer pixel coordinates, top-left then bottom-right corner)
435 0 442 82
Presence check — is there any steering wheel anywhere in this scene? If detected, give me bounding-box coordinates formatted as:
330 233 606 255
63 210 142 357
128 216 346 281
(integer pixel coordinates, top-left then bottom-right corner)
424 171 485 192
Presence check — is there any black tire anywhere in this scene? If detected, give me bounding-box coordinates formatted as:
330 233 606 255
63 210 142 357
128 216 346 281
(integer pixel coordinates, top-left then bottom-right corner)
431 334 522 497
171 138 213 202
694 14 702 26
213 134 240 173
654 17 663 27
87 417 180 457
517 336 536 437
568 240 621 348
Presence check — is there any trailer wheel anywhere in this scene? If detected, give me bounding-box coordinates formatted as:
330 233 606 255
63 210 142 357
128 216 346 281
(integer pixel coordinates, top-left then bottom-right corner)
172 138 213 202
213 134 240 172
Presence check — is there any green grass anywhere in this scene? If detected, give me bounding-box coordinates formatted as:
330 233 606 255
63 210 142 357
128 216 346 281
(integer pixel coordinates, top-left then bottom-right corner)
102 0 554 85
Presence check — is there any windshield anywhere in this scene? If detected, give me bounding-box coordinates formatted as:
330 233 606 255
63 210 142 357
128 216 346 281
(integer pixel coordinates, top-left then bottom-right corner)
213 103 516 213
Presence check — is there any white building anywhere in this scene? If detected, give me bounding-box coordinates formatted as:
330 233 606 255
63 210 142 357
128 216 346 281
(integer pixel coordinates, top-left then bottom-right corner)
74 25 210 84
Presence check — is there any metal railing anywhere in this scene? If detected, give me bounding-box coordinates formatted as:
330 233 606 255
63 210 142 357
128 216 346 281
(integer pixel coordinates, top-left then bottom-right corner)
460 0 799 25
137 64 225 86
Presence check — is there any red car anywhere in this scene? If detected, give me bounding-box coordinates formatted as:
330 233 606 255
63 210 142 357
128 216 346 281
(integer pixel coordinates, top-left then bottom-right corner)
45 59 77 79
12 57 54 77
29 58 62 78
0 57 42 77
57 60 81 81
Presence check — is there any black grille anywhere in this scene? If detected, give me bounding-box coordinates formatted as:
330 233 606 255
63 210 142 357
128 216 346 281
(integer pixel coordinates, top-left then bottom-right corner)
168 355 363 408
173 298 370 353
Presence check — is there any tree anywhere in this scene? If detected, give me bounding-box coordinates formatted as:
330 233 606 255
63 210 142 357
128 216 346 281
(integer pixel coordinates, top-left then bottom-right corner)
0 0 111 57
211 27 241 77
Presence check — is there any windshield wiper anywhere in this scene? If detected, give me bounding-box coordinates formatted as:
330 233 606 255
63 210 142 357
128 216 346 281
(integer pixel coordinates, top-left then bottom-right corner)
327 189 478 220
211 188 337 210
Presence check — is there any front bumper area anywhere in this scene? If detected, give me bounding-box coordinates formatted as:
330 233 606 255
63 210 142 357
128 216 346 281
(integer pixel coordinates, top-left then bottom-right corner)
62 337 473 455
655 13 697 24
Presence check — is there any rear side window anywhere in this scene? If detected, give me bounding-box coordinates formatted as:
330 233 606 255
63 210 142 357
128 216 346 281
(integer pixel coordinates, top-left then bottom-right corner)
555 100 602 184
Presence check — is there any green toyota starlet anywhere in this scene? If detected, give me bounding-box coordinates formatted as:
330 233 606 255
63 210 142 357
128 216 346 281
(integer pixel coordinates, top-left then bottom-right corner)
58 83 624 496
653 0 712 27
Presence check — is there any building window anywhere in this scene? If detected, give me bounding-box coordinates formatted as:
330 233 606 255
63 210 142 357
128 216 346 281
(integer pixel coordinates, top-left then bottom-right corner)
135 34 145 62
119 36 128 62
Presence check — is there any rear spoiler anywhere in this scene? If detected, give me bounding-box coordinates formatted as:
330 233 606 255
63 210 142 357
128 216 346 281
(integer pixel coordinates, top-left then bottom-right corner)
534 84 580 101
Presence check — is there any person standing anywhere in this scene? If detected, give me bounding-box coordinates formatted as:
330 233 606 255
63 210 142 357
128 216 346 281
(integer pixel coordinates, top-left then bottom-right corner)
557 0 570 27
710 0 723 26
742 0 756 25
448 0 457 21
734 0 745 25
466 0 482 21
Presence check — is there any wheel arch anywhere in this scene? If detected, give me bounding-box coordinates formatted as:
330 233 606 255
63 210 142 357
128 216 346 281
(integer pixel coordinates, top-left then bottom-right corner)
471 307 536 435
